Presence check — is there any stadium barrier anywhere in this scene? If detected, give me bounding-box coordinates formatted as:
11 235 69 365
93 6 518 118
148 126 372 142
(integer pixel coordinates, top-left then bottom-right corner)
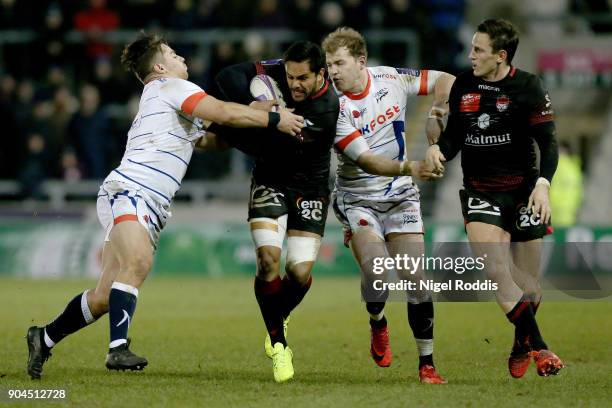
1 219 611 280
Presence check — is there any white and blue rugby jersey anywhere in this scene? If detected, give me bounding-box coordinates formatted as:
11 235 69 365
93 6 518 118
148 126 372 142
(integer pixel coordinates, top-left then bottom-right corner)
333 66 442 195
104 77 207 207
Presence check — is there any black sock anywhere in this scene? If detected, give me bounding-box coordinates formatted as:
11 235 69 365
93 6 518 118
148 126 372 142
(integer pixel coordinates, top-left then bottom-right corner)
512 294 542 352
407 301 434 339
108 283 138 349
280 275 312 319
45 291 96 346
369 315 387 329
254 276 285 346
419 354 434 368
506 296 547 351
408 301 435 368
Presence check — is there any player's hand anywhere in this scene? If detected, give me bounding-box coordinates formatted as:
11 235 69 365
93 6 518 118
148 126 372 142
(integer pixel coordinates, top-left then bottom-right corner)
528 183 551 224
249 100 279 112
408 160 443 181
425 144 446 174
277 107 305 138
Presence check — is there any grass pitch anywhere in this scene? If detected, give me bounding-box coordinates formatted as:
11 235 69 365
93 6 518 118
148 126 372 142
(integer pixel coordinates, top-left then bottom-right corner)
1 277 610 407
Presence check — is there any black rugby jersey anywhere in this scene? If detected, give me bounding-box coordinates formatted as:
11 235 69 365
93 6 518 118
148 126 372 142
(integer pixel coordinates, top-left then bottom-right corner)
213 60 339 191
438 67 556 191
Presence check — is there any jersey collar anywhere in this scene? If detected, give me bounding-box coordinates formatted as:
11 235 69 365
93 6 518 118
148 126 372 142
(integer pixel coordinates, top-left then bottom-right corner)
343 70 371 100
311 79 329 100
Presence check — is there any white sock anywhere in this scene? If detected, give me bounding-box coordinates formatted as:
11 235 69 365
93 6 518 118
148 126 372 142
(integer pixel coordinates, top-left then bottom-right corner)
370 311 385 321
415 338 433 356
43 329 56 349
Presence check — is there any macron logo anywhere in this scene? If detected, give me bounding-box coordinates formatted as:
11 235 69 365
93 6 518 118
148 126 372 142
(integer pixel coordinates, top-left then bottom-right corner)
116 309 131 327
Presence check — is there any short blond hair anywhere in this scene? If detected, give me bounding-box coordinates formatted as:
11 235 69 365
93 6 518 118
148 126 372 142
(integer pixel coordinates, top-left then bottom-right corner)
322 27 367 58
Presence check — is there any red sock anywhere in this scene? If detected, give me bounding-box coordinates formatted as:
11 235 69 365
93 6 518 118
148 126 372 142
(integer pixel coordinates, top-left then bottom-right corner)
280 275 312 318
254 276 285 346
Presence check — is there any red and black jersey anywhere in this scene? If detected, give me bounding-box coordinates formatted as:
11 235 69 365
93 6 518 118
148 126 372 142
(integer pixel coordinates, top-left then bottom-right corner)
211 60 339 192
438 67 558 191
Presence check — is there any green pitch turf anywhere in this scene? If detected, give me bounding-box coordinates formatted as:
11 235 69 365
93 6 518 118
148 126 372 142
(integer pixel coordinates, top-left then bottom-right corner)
1 277 610 407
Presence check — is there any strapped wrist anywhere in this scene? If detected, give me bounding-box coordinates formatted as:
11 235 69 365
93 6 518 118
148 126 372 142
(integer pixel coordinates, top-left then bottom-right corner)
267 111 280 128
536 177 551 188
399 161 411 176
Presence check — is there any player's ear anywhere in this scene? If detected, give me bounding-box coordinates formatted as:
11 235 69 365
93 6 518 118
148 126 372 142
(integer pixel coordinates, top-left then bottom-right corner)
317 67 325 80
358 55 366 69
497 49 507 64
152 62 167 74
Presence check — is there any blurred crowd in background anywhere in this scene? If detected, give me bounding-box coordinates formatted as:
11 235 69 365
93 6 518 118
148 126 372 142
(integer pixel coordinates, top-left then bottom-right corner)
0 0 610 199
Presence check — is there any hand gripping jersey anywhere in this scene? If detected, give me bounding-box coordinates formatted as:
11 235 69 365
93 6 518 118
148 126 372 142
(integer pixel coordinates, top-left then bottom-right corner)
334 66 442 196
103 78 207 207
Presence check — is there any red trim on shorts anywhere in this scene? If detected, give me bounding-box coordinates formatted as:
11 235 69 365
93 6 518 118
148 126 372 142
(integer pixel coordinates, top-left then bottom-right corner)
418 70 429 95
335 129 361 150
343 72 371 100
114 214 139 225
180 91 207 115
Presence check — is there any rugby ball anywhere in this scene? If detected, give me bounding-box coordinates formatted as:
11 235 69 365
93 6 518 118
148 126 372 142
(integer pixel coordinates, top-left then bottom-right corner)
249 74 286 111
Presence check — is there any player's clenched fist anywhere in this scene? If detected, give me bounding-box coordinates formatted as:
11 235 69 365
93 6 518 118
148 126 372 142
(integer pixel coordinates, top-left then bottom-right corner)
409 160 443 181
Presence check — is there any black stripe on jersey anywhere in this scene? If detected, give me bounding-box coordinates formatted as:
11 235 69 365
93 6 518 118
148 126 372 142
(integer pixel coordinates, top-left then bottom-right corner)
130 132 153 140
126 159 181 186
141 111 167 118
112 170 171 204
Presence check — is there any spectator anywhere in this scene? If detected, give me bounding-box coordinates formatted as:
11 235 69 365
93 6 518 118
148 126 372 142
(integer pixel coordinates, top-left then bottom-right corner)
73 0 120 59
550 142 583 226
68 84 109 179
19 133 50 198
251 0 288 28
168 0 198 30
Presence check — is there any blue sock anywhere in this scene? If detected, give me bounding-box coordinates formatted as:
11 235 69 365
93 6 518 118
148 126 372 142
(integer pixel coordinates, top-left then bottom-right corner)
108 282 138 349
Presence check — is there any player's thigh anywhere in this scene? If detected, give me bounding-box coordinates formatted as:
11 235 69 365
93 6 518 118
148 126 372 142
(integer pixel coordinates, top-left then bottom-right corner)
109 220 154 274
250 215 285 277
510 238 543 294
285 229 321 282
385 232 425 280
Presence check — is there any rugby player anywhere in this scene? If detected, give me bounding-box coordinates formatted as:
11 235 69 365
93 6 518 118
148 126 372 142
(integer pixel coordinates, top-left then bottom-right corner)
25 33 305 379
322 27 455 384
203 41 438 382
426 19 564 378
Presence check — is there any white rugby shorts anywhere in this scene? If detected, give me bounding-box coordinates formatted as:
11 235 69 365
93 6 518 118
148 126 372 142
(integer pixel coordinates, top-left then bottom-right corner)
96 181 169 248
332 185 424 242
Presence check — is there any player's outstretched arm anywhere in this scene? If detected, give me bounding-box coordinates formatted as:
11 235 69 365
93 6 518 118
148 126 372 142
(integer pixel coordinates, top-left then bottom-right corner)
191 95 304 136
425 73 455 145
355 151 441 180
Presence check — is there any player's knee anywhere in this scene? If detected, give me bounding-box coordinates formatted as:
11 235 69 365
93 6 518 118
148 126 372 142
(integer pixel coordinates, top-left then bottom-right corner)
124 253 153 278
285 263 312 286
88 290 109 316
256 249 280 276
